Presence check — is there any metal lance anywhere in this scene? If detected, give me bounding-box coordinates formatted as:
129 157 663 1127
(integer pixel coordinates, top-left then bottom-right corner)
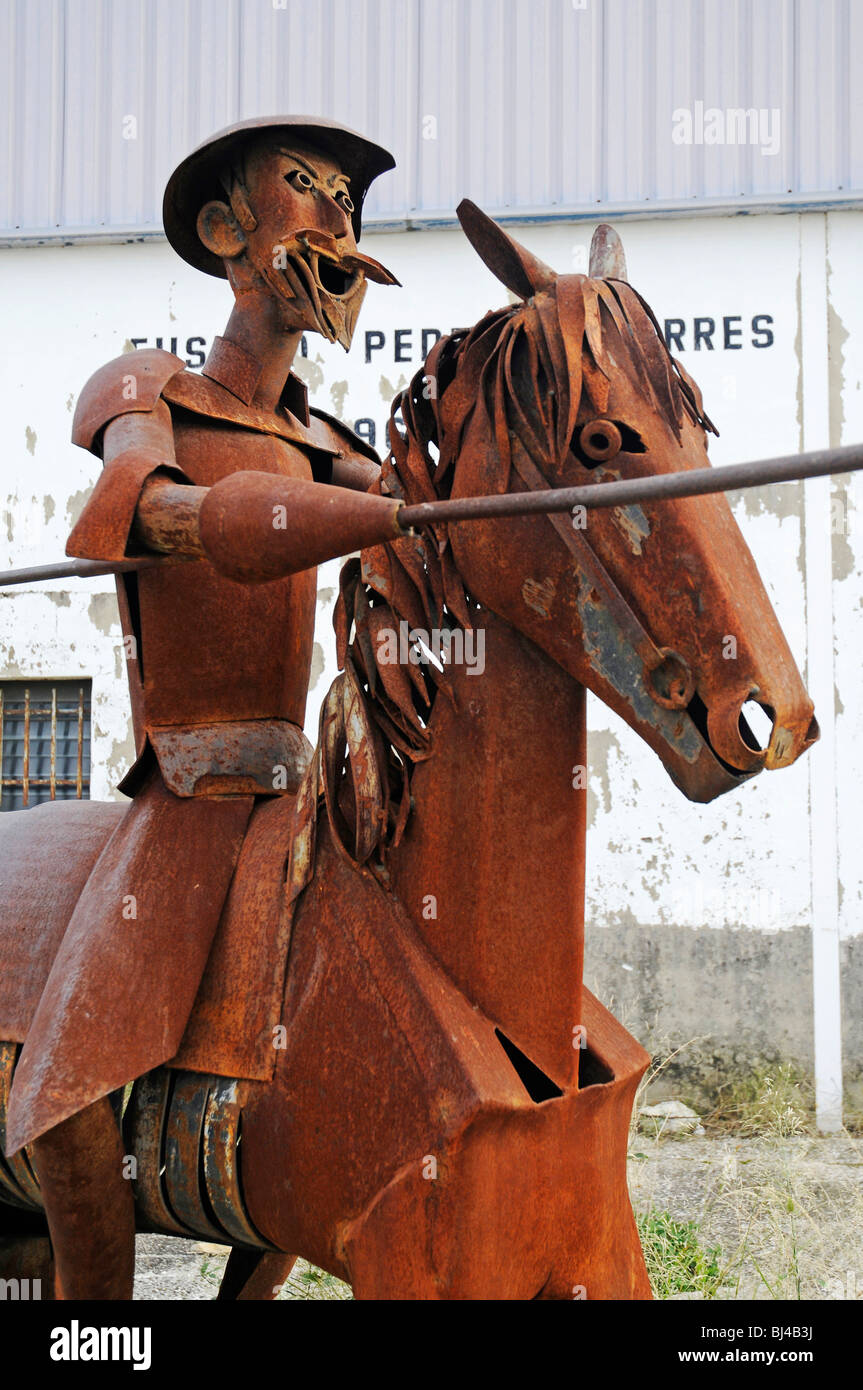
1 442 862 588
399 440 863 528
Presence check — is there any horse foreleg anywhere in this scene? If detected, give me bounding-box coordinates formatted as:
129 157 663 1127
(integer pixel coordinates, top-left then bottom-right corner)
29 1096 135 1299
217 1248 297 1300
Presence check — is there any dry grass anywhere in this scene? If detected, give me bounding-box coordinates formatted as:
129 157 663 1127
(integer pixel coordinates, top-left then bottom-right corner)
704 1063 814 1138
629 1065 863 1301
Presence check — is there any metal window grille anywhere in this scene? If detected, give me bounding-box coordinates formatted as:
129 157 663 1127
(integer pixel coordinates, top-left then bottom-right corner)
0 680 92 811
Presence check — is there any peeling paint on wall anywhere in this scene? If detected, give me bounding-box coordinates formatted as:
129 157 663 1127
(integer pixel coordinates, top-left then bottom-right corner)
587 728 621 828
66 486 94 529
329 380 348 420
308 640 325 692
379 373 407 402
293 354 325 393
742 479 804 523
87 591 119 635
826 250 854 586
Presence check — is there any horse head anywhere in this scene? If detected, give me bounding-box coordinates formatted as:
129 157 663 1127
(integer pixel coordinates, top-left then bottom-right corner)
414 201 818 803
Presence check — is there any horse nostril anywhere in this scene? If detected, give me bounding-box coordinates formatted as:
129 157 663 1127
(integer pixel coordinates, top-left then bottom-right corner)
804 714 820 745
739 700 775 754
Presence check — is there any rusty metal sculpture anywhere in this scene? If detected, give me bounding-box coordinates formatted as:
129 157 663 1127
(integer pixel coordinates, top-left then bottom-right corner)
0 118 819 1300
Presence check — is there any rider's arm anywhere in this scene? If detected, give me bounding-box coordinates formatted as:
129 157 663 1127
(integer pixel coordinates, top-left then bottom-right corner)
66 398 195 562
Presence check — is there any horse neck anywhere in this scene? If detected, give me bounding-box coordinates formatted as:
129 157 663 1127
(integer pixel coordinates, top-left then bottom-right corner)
386 607 588 1091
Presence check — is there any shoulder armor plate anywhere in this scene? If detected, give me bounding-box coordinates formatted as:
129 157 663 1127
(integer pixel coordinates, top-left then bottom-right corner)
72 348 186 453
308 406 381 464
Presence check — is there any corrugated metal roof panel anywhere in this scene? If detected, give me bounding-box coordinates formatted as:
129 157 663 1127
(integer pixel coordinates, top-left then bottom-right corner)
0 0 860 239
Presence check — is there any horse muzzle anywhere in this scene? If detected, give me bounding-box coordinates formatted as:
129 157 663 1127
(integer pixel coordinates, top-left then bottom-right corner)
703 686 820 774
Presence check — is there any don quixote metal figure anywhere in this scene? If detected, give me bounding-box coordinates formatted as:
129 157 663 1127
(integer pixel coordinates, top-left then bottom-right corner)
0 115 828 1299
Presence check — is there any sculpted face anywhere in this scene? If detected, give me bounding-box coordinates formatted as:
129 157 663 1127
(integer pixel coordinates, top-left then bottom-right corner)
197 136 397 349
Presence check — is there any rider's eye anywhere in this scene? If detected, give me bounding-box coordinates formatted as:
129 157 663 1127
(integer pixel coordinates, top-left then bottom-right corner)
286 169 314 190
336 189 355 214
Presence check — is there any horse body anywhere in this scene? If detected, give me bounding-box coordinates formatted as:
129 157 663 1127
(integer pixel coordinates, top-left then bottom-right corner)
0 212 818 1299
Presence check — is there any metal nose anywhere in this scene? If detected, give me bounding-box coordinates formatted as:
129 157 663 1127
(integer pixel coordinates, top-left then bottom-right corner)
316 192 351 239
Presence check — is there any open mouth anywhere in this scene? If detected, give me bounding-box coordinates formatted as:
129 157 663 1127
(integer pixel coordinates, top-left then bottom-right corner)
297 244 361 300
280 242 361 304
272 232 398 348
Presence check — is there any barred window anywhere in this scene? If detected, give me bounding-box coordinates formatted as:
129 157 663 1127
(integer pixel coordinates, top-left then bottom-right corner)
0 681 92 812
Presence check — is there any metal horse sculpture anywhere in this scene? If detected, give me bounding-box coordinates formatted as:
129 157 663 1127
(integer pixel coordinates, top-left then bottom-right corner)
0 209 817 1299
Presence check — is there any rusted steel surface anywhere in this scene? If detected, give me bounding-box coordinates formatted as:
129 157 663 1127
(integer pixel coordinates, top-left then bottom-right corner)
29 1096 135 1300
162 115 395 273
0 1235 55 1298
0 799 126 1043
164 1072 234 1244
1 1046 273 1258
1 120 819 1300
124 1070 190 1238
124 1067 273 1249
217 1249 297 1302
203 1077 271 1248
243 830 651 1297
0 1044 41 1210
196 472 404 583
6 773 253 1154
149 719 311 798
171 794 301 1081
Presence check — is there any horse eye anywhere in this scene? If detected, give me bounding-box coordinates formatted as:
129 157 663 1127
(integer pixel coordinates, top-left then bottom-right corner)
572 418 646 467
578 419 623 463
286 169 313 190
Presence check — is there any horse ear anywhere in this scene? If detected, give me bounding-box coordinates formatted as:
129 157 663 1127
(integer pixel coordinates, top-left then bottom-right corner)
456 199 556 299
589 223 627 279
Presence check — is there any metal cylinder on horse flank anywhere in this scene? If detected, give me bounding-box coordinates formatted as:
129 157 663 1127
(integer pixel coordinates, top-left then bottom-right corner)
398 442 863 530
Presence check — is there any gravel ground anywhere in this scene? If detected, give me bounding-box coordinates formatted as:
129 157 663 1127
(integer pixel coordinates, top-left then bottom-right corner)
133 1240 351 1300
129 1129 863 1300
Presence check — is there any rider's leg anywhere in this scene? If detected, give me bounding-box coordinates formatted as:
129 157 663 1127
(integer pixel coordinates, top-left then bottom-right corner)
30 1095 135 1299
